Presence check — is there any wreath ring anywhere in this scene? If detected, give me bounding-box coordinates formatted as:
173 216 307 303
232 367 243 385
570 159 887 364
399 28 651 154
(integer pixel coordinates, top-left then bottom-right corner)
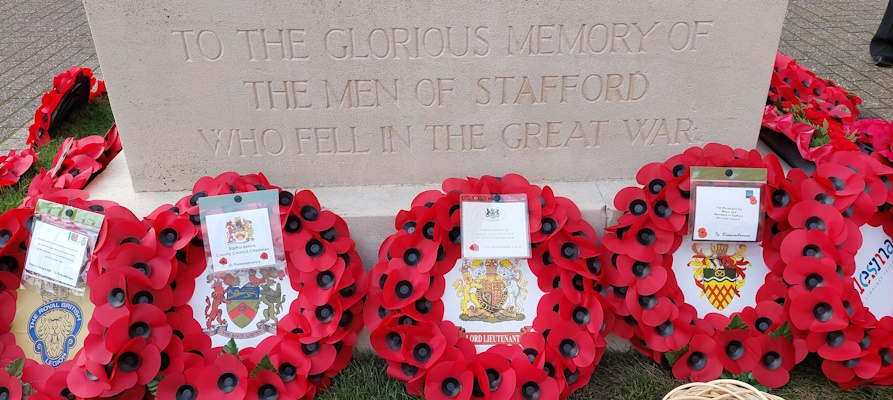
365 174 612 400
65 172 368 399
602 143 893 389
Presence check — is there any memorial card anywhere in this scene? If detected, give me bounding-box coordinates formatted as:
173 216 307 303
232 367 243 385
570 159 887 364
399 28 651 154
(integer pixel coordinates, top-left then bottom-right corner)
198 190 284 272
461 194 531 259
23 200 104 291
692 186 762 241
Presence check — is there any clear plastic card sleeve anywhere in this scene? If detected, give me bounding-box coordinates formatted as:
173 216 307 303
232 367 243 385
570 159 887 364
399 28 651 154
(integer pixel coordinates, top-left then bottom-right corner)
460 193 532 259
22 199 104 295
689 167 767 243
198 189 286 273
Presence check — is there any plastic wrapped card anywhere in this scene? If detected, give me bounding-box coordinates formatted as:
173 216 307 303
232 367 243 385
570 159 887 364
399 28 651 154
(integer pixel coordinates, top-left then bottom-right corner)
23 199 104 294
198 189 286 273
690 167 767 242
460 193 531 259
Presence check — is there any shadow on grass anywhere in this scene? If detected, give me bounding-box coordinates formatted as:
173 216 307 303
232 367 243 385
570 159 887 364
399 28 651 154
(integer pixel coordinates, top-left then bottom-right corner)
323 351 893 400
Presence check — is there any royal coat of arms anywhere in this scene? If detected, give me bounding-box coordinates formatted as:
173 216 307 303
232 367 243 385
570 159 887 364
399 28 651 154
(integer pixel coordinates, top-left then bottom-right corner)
202 267 286 341
452 259 528 322
687 243 750 311
225 216 255 243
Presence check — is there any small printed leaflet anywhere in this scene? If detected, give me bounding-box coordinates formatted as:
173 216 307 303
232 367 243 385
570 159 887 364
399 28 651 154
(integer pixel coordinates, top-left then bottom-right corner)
199 190 284 273
690 167 767 242
460 194 531 259
23 199 104 291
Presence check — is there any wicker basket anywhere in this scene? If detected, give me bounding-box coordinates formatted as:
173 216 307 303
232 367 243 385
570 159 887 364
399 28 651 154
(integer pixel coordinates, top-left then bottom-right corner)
662 379 785 400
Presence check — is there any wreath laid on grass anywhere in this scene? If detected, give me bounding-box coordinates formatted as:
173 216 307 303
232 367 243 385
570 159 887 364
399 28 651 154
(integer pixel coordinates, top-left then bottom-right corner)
365 174 611 400
27 66 106 149
603 143 893 389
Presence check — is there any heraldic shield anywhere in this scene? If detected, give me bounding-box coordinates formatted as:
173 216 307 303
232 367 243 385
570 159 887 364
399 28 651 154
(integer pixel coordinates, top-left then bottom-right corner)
226 284 260 328
688 243 750 311
454 259 527 323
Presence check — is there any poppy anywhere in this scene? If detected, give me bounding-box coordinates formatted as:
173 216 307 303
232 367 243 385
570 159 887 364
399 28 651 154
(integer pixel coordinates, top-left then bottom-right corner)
288 232 337 274
195 354 249 400
379 262 430 311
805 324 864 361
467 352 516 400
614 253 668 296
293 190 336 232
0 368 23 400
782 256 843 295
388 231 438 274
713 329 760 374
544 320 596 369
788 286 849 333
0 148 36 187
512 360 560 400
424 360 473 400
787 200 846 244
670 334 723 382
626 285 680 328
105 241 176 290
822 350 883 383
779 228 839 265
67 352 113 398
547 231 599 279
156 367 204 400
299 257 345 307
105 303 172 355
641 317 692 354
751 335 795 388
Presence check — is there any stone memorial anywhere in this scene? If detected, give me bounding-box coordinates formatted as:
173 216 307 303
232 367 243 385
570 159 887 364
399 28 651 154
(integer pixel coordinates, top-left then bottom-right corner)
83 0 788 191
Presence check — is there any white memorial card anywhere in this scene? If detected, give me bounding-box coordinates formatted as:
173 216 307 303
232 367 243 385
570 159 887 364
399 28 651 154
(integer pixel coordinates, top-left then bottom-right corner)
692 186 762 242
461 194 531 259
24 221 89 288
205 207 277 272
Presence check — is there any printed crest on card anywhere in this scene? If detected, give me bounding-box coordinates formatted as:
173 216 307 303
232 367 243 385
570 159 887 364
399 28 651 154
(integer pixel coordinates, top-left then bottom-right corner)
225 216 255 244
198 267 293 345
687 243 751 311
452 259 528 323
26 284 84 367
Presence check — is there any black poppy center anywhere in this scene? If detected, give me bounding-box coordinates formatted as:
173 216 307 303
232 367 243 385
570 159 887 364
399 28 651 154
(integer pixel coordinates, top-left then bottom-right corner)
108 288 126 308
117 352 140 372
395 280 413 299
521 381 541 400
561 242 579 260
279 191 293 206
772 190 790 208
449 227 461 244
672 164 686 177
805 273 824 290
586 257 601 275
0 256 17 273
129 321 151 339
403 248 422 267
802 244 822 258
573 306 591 325
813 302 833 322
829 176 845 191
305 239 324 257
540 217 557 235
881 348 893 367
258 384 278 400
188 191 206 207
814 193 834 206
284 216 302 233
159 228 179 247
217 372 238 393
654 200 672 219
176 384 197 400
638 294 657 310
302 342 320 356
755 317 772 333
762 351 782 370
633 261 651 278
301 205 319 221
316 304 335 323
441 377 462 398
648 178 665 195
656 320 674 337
385 332 402 351
559 339 579 358
687 351 707 370
132 262 151 277
133 291 154 305
317 271 335 289
321 227 338 242
413 343 432 363
0 229 10 247
415 298 432 314
637 228 656 246
630 199 647 216
804 216 826 232
486 368 502 391
726 340 745 360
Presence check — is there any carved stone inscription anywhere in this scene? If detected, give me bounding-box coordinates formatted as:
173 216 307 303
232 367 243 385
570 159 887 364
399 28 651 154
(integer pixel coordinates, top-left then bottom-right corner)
83 1 788 191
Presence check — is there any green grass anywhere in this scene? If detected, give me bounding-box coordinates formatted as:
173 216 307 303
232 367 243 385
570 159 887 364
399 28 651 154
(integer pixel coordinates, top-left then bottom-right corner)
324 351 893 400
0 97 114 212
11 97 893 399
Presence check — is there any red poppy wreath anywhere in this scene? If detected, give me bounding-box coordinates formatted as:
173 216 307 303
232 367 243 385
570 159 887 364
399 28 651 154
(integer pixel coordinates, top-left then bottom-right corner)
602 142 893 389
0 186 130 400
27 66 106 149
365 174 611 400
67 172 367 400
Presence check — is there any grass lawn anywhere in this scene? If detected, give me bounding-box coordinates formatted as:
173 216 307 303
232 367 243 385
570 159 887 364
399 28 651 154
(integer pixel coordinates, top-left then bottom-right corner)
10 98 893 399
